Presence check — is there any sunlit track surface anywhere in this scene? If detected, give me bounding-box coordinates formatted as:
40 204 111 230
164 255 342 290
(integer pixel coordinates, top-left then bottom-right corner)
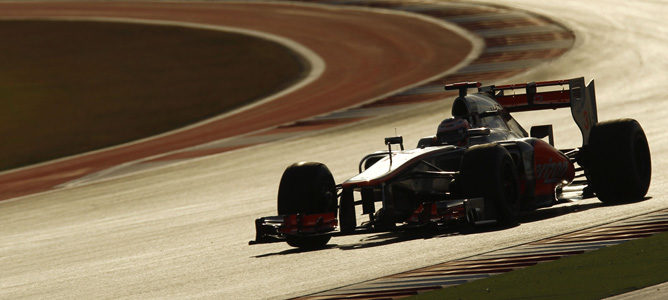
1 0 667 299
63 0 574 188
297 209 668 299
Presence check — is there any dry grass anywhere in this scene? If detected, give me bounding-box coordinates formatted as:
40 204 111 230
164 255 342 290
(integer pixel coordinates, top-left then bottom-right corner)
0 20 304 171
414 231 668 300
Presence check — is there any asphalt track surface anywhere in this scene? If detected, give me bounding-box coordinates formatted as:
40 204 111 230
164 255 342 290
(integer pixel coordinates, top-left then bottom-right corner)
1 0 667 299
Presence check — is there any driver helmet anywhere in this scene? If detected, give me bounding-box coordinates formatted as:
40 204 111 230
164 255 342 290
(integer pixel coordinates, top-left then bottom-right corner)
436 117 470 146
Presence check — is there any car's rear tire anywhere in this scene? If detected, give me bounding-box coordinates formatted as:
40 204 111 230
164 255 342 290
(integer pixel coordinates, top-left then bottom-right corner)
278 162 337 249
461 144 520 226
587 119 651 204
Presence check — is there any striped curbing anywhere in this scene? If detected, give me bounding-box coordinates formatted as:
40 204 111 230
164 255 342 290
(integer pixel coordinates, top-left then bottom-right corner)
294 208 668 299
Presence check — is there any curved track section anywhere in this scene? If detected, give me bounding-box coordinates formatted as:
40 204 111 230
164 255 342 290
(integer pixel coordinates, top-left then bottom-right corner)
0 0 575 200
2 0 667 299
0 1 473 200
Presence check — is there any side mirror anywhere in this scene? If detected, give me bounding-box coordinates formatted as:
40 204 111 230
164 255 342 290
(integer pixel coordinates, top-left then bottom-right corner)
384 136 404 165
384 136 404 151
385 136 404 150
531 125 554 146
467 127 491 137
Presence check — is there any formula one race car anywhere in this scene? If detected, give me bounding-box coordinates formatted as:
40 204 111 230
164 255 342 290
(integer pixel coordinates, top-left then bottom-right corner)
250 77 651 249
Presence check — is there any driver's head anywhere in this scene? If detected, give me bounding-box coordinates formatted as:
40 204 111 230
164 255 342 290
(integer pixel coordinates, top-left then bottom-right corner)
436 117 470 146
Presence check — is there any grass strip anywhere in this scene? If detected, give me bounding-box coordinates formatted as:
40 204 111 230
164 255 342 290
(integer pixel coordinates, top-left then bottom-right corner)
411 230 668 299
0 20 304 171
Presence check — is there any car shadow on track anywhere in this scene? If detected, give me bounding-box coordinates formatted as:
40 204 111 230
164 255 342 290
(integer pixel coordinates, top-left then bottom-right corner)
253 197 652 256
253 244 339 258
519 201 602 223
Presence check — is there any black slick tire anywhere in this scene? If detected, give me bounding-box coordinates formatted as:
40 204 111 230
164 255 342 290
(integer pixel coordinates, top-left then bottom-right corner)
461 144 520 226
587 119 651 204
278 162 337 249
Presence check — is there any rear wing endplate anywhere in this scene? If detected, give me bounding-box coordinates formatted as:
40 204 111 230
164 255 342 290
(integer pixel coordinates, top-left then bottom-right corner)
485 77 598 145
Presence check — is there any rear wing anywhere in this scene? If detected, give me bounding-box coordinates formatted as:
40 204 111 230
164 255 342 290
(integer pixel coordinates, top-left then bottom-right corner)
482 77 598 145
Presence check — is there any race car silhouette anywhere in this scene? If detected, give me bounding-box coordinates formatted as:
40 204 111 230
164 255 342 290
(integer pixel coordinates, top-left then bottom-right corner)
250 77 651 249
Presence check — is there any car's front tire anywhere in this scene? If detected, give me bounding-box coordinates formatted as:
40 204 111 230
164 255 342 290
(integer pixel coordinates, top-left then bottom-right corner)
461 144 520 226
278 162 337 249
